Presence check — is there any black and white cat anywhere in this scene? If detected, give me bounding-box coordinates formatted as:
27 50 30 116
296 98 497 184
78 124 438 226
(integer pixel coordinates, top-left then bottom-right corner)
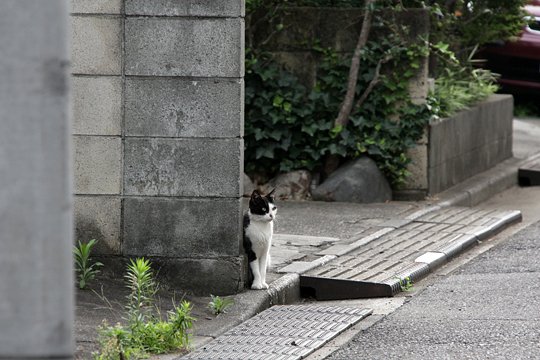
243 189 277 290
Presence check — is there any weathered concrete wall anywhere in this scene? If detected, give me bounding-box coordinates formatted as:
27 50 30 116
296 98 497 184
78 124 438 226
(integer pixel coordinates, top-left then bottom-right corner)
0 0 73 357
397 94 514 198
71 0 245 295
428 94 514 194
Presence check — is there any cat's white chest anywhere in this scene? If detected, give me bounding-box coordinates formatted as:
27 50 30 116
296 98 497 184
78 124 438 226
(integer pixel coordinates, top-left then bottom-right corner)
245 220 273 254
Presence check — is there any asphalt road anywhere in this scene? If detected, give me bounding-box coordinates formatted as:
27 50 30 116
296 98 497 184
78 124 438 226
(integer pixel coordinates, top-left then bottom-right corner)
326 191 540 359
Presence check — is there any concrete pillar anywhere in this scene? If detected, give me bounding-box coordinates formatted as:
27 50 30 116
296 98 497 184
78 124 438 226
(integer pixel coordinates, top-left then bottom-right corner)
122 1 245 295
0 0 73 358
72 0 246 295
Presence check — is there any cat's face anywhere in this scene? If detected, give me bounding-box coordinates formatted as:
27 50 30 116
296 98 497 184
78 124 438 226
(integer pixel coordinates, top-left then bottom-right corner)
249 189 277 223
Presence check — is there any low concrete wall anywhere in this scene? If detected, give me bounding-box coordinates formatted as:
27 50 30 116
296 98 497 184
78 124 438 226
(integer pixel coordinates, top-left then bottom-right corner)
429 94 514 194
399 94 514 198
71 0 245 295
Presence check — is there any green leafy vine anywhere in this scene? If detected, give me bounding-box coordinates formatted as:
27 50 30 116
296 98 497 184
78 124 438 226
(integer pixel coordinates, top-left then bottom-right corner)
245 32 431 186
244 1 511 187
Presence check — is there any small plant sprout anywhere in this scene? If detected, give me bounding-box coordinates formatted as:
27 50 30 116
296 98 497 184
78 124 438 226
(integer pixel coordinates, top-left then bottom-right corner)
73 239 103 290
400 276 414 292
169 300 196 348
124 257 158 325
208 295 234 315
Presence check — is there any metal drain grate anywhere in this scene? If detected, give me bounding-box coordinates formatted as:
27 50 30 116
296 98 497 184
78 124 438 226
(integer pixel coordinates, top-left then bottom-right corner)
182 305 372 360
301 207 521 300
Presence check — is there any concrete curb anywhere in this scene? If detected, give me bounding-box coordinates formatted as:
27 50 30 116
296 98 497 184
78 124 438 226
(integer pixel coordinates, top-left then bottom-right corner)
315 228 395 258
405 209 522 286
436 153 540 208
382 209 522 294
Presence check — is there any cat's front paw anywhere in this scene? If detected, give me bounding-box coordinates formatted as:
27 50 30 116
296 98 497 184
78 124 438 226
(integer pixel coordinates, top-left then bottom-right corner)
262 282 269 289
251 282 265 290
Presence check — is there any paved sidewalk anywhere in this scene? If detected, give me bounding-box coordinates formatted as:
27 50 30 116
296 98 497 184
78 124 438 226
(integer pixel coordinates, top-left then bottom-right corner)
74 156 527 359
75 200 423 359
75 118 540 359
181 205 521 359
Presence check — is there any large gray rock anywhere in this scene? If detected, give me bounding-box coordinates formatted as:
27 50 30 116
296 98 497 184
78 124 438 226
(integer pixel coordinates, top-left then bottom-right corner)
312 157 392 203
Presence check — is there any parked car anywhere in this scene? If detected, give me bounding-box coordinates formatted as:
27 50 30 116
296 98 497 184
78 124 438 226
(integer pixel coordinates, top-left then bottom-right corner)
479 1 540 91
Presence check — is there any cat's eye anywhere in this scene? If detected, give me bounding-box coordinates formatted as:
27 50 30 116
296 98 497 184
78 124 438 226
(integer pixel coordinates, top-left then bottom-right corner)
272 207 277 210
262 208 266 211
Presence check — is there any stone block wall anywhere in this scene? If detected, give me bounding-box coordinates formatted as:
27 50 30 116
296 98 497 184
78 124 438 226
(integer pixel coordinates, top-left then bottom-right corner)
71 0 245 295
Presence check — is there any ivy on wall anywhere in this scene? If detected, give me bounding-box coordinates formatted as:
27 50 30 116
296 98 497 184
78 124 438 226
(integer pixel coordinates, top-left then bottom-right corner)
244 0 519 187
245 27 431 186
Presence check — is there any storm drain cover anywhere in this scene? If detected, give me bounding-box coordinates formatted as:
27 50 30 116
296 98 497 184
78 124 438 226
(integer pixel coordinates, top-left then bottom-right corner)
301 207 521 300
182 305 372 360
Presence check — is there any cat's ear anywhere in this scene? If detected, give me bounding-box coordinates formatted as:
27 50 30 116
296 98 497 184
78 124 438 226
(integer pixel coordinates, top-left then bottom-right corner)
266 188 276 201
251 190 261 199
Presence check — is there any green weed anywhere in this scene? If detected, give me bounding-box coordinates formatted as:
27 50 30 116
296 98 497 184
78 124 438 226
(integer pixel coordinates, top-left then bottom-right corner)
399 276 414 292
73 239 103 290
208 295 234 315
125 258 158 326
244 2 509 187
95 258 195 360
